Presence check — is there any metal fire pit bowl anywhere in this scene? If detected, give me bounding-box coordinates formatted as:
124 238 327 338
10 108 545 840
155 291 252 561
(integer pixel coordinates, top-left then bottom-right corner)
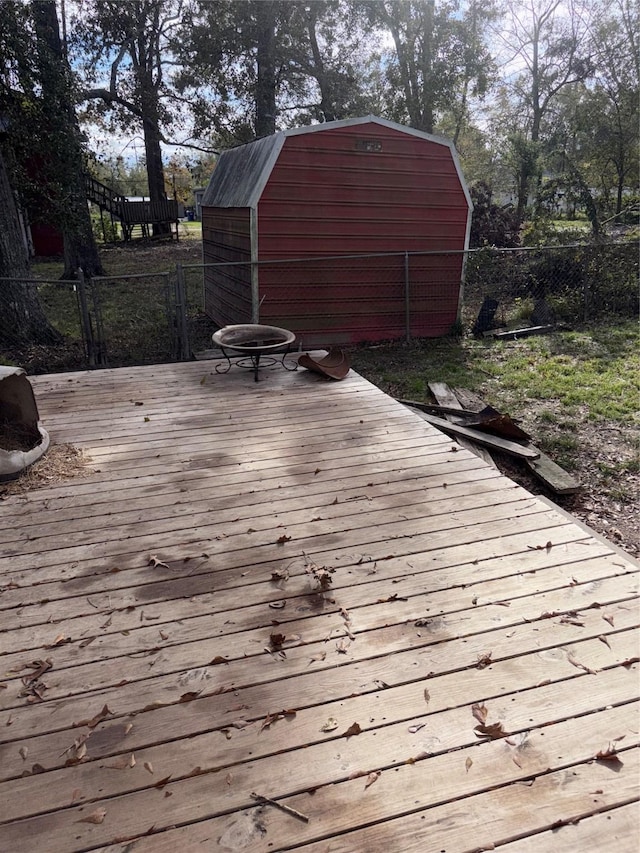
212 324 298 382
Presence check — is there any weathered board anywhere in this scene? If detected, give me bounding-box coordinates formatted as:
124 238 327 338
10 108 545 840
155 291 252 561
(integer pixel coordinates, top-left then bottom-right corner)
0 357 637 853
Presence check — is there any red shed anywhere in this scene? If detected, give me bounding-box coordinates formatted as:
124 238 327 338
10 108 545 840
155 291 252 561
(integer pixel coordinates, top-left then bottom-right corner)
202 116 472 345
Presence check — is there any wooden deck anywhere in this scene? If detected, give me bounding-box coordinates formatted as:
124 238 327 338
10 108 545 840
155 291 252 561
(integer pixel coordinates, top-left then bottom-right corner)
0 357 638 852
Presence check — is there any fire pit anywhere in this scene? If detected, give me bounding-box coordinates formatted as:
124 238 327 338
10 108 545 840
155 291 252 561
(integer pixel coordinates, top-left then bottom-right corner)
212 324 297 381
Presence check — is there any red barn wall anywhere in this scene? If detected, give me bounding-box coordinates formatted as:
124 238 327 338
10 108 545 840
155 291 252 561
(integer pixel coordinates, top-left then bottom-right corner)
203 207 252 326
30 223 64 257
256 124 468 344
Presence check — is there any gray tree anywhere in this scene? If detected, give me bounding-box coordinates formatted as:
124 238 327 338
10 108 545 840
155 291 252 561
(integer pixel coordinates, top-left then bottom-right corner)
360 0 496 136
74 0 186 235
496 0 593 220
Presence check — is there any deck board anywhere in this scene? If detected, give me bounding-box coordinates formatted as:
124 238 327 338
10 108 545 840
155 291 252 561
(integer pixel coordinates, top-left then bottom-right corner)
1 358 638 852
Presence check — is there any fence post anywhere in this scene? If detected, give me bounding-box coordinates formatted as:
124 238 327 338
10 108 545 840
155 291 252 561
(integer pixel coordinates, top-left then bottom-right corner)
175 262 190 360
404 251 411 342
583 268 590 324
76 268 95 367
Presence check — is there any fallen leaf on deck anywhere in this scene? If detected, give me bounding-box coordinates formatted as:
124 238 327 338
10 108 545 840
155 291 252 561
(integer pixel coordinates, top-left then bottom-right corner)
260 709 296 731
200 375 206 385
471 703 488 724
105 754 133 770
621 657 640 668
77 807 106 825
602 613 615 627
70 788 82 804
271 569 289 582
144 761 154 774
78 637 96 648
154 775 172 789
567 652 598 675
19 658 52 680
364 771 381 790
377 593 408 603
408 723 425 734
210 656 228 665
129 753 136 767
474 721 508 740
269 600 286 609
308 652 326 664
269 633 286 649
465 757 473 772
476 651 493 669
19 746 28 761
123 722 133 735
61 732 91 763
46 633 71 648
423 689 430 704
335 638 349 654
276 535 291 545
231 719 251 729
342 722 362 738
148 555 170 569
179 691 202 702
597 635 611 649
314 468 321 474
595 745 624 767
82 704 113 729
321 717 339 732
559 613 584 626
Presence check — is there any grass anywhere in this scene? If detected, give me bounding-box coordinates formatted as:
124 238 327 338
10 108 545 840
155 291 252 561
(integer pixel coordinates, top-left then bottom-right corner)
351 320 639 488
350 319 639 425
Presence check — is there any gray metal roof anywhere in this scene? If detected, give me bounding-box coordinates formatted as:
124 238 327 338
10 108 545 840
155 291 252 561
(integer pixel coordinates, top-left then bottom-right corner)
201 133 285 209
201 116 470 211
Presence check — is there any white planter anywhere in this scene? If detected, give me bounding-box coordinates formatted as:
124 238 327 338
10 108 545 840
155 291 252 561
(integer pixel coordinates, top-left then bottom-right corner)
0 366 50 481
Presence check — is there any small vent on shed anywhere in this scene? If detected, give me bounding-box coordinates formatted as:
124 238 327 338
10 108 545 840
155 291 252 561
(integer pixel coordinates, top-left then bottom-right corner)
355 138 382 152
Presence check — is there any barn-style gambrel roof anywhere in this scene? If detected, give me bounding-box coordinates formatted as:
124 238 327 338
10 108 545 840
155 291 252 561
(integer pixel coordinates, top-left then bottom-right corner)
202 115 471 211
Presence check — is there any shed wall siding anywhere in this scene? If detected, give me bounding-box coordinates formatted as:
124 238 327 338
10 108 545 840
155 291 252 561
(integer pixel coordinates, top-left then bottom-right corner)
202 207 252 327
256 125 467 342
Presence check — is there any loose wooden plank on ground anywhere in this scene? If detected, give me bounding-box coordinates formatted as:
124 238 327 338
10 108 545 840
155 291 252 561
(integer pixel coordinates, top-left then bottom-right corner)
408 411 539 459
428 380 497 467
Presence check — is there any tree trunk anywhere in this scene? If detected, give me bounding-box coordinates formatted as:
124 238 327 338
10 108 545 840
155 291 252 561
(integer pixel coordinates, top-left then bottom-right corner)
307 8 335 122
255 0 277 137
420 0 435 133
141 81 171 237
0 147 60 347
137 23 171 238
32 0 104 278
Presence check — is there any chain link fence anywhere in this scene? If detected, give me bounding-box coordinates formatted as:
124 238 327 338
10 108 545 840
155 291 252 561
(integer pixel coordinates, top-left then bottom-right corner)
462 242 639 335
1 241 637 373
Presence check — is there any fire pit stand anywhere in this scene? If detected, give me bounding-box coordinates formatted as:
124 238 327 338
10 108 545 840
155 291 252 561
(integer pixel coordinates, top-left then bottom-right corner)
212 324 298 382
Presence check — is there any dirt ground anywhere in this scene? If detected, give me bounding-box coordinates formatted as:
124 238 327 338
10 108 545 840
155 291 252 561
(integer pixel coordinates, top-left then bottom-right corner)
493 414 639 560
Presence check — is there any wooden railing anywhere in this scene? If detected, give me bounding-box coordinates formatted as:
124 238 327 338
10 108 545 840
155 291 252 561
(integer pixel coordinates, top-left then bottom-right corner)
85 175 179 225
